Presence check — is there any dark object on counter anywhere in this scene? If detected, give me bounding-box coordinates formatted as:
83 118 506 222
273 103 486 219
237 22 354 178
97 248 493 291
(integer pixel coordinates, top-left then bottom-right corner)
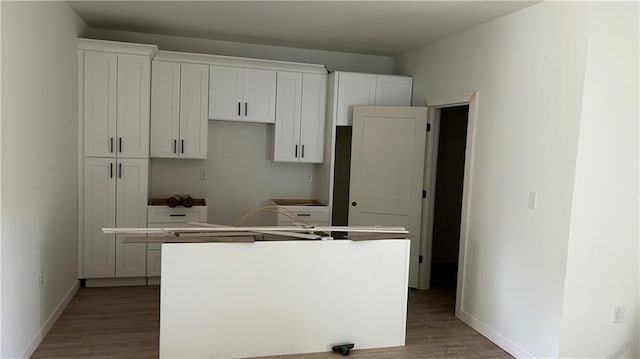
332 343 354 356
182 194 194 208
149 197 206 206
167 195 183 207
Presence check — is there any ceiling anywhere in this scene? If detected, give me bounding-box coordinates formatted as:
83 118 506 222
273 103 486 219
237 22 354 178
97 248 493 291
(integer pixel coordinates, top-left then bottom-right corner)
68 1 537 56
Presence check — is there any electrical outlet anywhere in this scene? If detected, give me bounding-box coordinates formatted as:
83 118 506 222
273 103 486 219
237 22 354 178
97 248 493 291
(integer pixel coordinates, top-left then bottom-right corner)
200 169 208 181
612 306 624 323
39 268 44 288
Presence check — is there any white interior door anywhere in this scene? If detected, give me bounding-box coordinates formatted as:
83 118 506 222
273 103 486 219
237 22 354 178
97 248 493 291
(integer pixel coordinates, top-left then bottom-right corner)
349 106 427 288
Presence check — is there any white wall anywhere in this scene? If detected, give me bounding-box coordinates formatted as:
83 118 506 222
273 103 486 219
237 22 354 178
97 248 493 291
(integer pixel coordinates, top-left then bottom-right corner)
395 2 590 357
1 2 87 357
150 121 315 225
88 28 394 74
559 3 639 358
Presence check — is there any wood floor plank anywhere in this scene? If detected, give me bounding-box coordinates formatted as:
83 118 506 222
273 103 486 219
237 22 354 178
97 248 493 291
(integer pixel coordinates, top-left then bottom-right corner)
32 286 511 358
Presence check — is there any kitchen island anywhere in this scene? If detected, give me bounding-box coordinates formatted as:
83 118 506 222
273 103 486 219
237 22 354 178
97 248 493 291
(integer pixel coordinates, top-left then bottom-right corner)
159 239 410 358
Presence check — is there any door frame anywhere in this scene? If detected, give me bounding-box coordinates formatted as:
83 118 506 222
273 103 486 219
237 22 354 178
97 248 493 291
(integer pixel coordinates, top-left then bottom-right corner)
418 91 478 318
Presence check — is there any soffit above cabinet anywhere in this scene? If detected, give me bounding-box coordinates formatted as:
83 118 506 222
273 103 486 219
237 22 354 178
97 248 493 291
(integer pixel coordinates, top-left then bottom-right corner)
153 50 328 74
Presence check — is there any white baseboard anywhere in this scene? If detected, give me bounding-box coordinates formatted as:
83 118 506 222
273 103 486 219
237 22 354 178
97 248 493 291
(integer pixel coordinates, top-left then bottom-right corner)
458 309 535 358
19 280 80 359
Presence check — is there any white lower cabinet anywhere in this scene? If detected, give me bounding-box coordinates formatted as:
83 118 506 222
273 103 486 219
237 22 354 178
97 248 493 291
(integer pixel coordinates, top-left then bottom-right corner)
147 205 208 279
83 157 148 278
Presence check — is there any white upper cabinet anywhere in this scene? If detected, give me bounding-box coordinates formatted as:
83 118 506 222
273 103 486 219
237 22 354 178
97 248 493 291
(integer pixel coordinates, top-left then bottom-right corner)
117 54 151 158
299 73 327 163
334 72 413 126
242 69 277 123
209 66 243 121
178 63 209 159
336 73 377 126
274 72 303 162
151 61 208 159
375 75 413 106
82 50 151 158
150 61 180 158
209 66 276 123
273 72 326 163
84 51 117 158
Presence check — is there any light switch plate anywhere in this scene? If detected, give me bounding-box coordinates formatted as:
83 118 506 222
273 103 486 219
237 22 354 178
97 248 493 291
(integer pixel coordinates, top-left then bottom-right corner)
528 192 538 209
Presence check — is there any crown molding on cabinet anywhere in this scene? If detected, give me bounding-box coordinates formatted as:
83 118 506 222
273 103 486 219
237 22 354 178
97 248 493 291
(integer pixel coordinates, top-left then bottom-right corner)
154 50 328 74
78 38 159 56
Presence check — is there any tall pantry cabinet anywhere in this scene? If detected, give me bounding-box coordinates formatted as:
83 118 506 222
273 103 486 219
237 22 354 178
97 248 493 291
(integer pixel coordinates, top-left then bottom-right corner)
78 39 158 284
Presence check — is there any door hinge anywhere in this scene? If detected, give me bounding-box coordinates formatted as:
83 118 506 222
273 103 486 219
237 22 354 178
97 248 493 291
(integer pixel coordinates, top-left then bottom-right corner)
426 123 431 132
422 190 426 199
419 255 423 264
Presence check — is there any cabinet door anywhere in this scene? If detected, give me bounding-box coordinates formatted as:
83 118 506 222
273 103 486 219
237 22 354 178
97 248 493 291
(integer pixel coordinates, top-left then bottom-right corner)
273 72 302 162
150 61 180 158
336 72 376 126
117 54 150 158
83 157 116 278
299 73 327 163
243 68 277 123
115 158 148 277
84 51 117 158
209 66 242 121
179 63 209 159
375 75 413 106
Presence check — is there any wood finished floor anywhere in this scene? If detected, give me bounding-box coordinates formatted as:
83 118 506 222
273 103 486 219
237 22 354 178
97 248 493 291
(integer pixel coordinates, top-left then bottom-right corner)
32 286 511 359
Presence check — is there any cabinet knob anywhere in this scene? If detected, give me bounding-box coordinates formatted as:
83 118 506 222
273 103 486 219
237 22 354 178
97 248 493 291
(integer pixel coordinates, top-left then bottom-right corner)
351 201 357 207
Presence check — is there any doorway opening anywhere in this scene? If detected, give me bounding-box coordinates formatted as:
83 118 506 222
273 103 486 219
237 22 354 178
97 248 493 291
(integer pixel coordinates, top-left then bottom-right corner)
429 105 469 289
418 92 478 317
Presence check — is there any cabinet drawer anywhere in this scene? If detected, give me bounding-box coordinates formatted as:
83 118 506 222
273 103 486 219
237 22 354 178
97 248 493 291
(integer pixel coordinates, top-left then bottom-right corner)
147 249 161 277
148 205 207 223
276 206 329 225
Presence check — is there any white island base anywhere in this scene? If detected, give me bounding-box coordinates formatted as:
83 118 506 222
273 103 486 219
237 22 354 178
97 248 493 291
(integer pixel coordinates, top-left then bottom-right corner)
160 239 410 358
